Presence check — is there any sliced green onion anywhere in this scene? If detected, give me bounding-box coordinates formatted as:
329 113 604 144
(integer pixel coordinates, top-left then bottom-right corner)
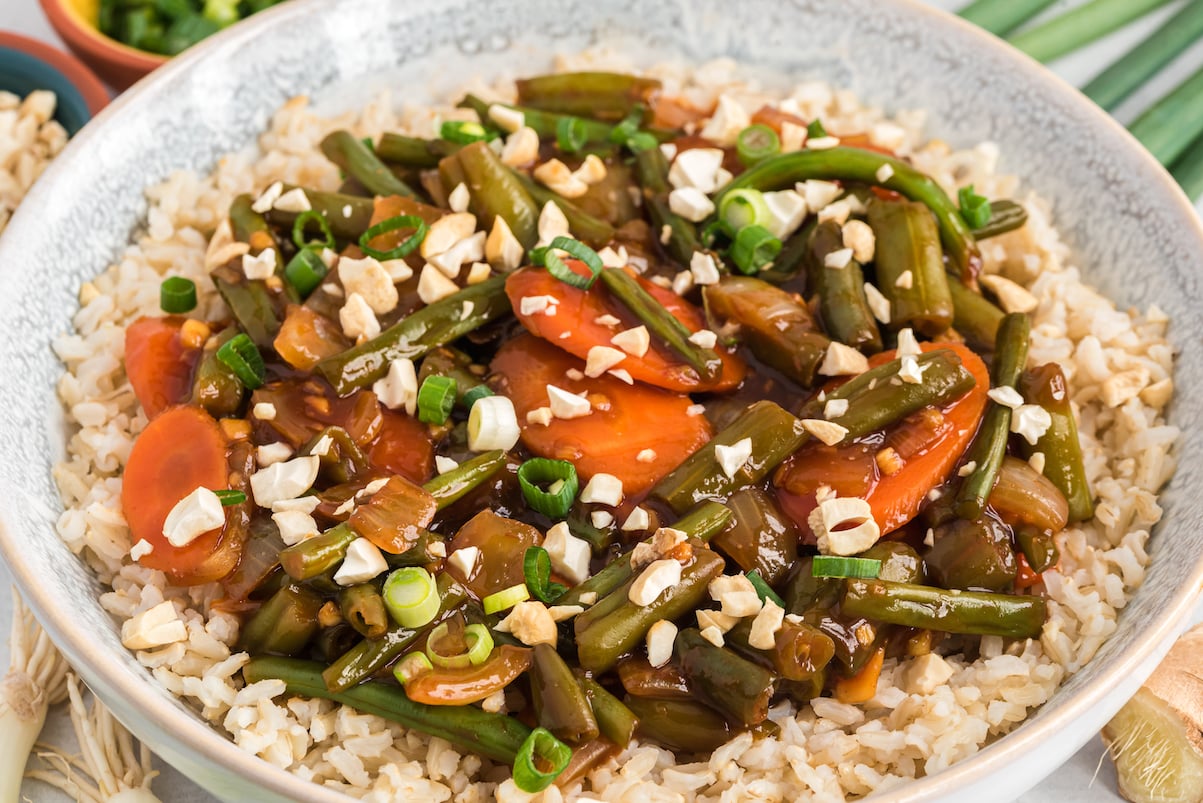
523 546 568 604
729 224 782 275
361 136 375 152
417 375 458 425
513 727 572 793
464 623 494 665
736 124 781 167
517 458 579 518
608 107 644 146
701 219 735 249
284 247 328 297
359 214 427 261
533 236 604 289
460 384 495 410
440 120 495 144
807 119 827 139
291 209 335 250
160 276 197 314
425 621 472 669
216 333 265 389
556 116 588 153
958 185 992 230
811 556 882 579
746 570 785 608
718 189 772 232
626 131 659 153
393 651 433 685
382 567 440 628
213 489 246 506
483 583 530 615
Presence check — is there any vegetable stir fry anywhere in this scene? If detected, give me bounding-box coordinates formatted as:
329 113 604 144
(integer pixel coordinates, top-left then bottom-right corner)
119 70 1088 792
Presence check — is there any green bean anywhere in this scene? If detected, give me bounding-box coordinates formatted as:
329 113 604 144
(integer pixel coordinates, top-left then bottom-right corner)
715 147 981 281
515 72 661 121
245 657 531 763
652 401 808 514
443 141 539 248
265 186 375 242
511 171 616 248
1015 524 1060 574
712 488 797 586
617 657 691 698
315 275 512 395
575 549 724 673
424 450 508 510
633 147 702 266
802 347 979 443
385 530 450 568
531 644 599 743
925 517 1017 591
338 583 390 639
675 628 776 727
806 221 882 352
948 276 1005 350
841 579 1046 639
757 218 816 285
972 200 1029 240
229 194 289 288
866 198 954 336
322 574 468 693
238 583 324 656
702 276 831 386
599 267 721 381
725 617 835 682
955 312 1031 519
578 676 638 748
280 523 357 581
860 542 925 585
556 501 733 607
321 130 418 199
190 325 245 416
211 265 281 350
623 697 733 754
783 556 841 615
1017 363 1094 522
459 94 613 145
375 133 459 168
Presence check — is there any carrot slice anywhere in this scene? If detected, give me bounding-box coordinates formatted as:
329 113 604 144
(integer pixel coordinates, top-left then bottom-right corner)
124 316 200 419
835 646 885 704
121 405 242 584
505 265 745 393
775 342 989 537
490 332 713 497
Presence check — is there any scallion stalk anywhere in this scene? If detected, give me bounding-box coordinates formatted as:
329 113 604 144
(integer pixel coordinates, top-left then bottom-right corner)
1081 1 1203 110
416 375 457 425
1127 65 1203 167
517 458 578 518
812 556 882 579
216 333 265 389
958 0 1057 36
729 225 782 274
718 189 772 232
1169 134 1203 202
736 125 780 167
512 727 572 793
1007 0 1175 64
483 583 530 615
382 567 440 628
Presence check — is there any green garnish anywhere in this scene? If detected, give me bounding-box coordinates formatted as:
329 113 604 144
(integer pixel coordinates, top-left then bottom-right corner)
159 276 197 314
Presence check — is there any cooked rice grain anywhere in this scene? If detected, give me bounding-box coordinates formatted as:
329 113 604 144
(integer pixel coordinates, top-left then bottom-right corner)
50 54 1178 801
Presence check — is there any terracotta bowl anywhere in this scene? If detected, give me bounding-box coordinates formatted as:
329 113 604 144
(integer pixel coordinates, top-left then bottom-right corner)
0 31 109 133
40 0 168 91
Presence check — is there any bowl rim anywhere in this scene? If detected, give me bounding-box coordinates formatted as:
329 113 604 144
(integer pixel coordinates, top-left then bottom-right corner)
39 0 170 68
6 0 1203 800
0 30 110 121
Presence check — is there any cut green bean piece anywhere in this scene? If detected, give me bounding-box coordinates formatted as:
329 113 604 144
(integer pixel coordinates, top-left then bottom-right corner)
1018 363 1094 522
971 200 1029 240
675 628 776 727
375 133 460 168
265 186 375 242
459 94 613 145
191 325 245 417
578 676 638 747
279 524 356 581
624 697 733 754
575 549 724 673
515 72 661 121
948 277 1005 350
445 141 539 248
955 313 1031 520
557 501 733 608
867 198 954 336
229 193 293 298
238 583 323 656
841 579 1046 639
339 583 390 640
715 147 980 281
316 275 512 395
652 401 807 514
245 657 531 763
425 450 508 509
530 644 599 743
511 171 616 248
807 221 882 353
321 130 418 199
634 147 703 266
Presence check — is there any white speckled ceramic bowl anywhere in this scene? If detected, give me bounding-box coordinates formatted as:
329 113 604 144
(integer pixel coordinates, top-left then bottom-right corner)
2 0 1201 800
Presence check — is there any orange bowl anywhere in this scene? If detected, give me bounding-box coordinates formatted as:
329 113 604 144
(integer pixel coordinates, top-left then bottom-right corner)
40 0 169 90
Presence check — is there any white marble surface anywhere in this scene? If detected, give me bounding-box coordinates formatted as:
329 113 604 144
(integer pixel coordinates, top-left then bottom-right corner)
1 0 1201 800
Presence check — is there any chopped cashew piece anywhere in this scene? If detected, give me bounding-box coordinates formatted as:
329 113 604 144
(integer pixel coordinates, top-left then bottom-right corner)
250 455 321 508
646 620 679 668
690 251 721 285
580 473 623 506
272 510 319 547
339 293 380 341
902 653 955 694
501 126 541 166
161 487 225 548
547 384 592 419
700 626 725 647
1011 404 1052 445
748 599 785 649
501 601 558 647
810 496 880 556
980 274 1038 314
611 326 651 357
417 264 461 305
447 546 480 577
420 212 478 259
121 601 188 650
537 201 571 246
715 437 753 480
863 282 892 324
338 256 399 314
819 341 869 376
668 148 726 192
448 182 471 213
373 358 419 415
486 215 525 271
801 418 849 446
241 248 276 281
668 187 715 222
622 506 651 531
334 538 388 586
841 219 876 263
488 104 525 133
697 609 739 634
534 158 589 199
543 522 591 585
629 559 683 606
585 346 626 378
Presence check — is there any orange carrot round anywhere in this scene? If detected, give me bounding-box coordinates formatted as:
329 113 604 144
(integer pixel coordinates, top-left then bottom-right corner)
124 316 200 419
